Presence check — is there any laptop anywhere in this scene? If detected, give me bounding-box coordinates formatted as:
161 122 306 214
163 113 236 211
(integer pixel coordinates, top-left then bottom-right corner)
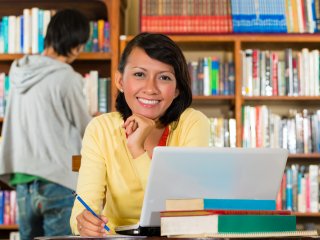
115 146 288 236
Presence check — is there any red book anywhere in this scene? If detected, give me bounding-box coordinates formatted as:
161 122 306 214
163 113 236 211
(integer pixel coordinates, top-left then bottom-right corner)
160 209 292 218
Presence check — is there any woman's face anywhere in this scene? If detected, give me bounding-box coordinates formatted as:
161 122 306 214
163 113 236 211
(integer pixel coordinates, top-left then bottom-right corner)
116 47 179 120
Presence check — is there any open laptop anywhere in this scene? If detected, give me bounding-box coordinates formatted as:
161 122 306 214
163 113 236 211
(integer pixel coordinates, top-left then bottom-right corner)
115 146 288 236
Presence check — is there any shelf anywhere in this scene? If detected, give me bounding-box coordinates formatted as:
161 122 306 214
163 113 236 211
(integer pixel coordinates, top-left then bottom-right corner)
243 96 320 101
288 153 320 159
77 52 112 60
193 95 235 100
0 52 112 61
0 224 18 230
294 212 320 217
121 34 320 43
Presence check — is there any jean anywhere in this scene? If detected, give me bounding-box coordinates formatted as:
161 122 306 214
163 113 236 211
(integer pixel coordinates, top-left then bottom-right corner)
16 180 74 240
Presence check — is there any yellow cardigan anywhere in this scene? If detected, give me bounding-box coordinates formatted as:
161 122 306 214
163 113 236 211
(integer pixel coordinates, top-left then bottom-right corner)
70 108 210 234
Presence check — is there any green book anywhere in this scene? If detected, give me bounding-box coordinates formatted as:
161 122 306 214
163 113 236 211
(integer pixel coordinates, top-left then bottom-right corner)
161 214 296 236
218 215 296 233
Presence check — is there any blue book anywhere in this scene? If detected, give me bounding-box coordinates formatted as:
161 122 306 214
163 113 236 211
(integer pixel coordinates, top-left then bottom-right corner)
38 9 44 53
204 199 276 210
286 168 293 211
166 198 276 211
2 16 8 53
0 191 3 224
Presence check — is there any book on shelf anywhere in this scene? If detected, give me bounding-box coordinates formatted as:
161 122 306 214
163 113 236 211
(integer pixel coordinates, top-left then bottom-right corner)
242 105 320 154
0 190 18 225
139 0 320 34
0 9 110 54
241 48 320 97
208 117 236 148
160 213 296 236
165 198 276 211
276 164 320 213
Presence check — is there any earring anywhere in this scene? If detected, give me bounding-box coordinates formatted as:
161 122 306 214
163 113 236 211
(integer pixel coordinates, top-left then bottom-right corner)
120 89 124 93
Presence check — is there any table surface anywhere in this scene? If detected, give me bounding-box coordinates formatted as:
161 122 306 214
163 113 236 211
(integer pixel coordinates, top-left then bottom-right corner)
34 235 320 240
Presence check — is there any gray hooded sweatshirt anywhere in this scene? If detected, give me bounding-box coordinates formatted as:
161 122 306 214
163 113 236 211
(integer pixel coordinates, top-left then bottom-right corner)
0 55 91 190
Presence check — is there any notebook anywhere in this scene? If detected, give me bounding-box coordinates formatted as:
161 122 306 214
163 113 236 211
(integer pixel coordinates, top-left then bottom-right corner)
115 146 288 236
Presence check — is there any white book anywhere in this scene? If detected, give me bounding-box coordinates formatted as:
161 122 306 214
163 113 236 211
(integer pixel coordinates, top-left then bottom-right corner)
31 7 39 54
311 50 319 96
15 16 21 53
261 105 270 147
23 8 31 54
296 0 304 32
0 73 5 117
309 165 319 212
298 176 306 212
245 49 253 96
8 15 16 53
306 0 315 33
9 231 20 240
297 52 303 96
301 48 310 96
89 70 98 115
43 10 51 38
228 118 236 148
203 57 210 96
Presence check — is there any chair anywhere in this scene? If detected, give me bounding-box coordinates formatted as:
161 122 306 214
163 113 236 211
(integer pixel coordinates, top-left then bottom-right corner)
72 155 81 172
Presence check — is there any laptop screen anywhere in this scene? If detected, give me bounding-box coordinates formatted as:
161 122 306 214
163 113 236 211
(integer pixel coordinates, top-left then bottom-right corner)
140 147 288 227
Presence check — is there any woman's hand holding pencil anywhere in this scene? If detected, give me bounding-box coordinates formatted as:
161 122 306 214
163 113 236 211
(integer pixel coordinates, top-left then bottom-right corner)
73 191 110 237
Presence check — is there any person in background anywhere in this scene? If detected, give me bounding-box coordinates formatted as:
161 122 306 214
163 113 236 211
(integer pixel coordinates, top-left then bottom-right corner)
70 32 210 237
0 9 91 240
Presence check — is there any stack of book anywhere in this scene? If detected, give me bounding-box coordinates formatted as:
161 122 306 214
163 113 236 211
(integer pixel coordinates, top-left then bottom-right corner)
160 198 318 238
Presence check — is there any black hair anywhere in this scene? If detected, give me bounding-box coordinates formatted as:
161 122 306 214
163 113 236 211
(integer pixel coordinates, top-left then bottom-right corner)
44 9 90 57
116 32 192 126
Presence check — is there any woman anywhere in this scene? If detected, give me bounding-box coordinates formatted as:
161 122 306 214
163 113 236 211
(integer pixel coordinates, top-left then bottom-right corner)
70 32 210 236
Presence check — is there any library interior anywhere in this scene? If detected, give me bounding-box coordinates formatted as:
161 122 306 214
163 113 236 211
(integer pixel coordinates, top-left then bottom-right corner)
1 0 320 239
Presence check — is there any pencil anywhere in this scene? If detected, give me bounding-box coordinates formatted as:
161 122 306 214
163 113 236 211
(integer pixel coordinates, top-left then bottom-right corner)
72 191 110 232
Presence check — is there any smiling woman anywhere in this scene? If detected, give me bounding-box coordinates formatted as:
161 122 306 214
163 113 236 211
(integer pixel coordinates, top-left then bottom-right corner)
70 32 211 237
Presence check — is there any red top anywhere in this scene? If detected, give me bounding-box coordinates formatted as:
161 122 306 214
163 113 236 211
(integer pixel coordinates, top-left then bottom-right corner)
158 126 169 146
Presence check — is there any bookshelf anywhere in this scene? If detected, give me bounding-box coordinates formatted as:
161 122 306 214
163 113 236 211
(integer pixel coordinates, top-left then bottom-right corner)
0 0 122 237
120 34 320 228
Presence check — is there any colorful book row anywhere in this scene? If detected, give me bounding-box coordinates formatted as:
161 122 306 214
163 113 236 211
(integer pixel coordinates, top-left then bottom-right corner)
242 48 320 97
140 0 320 34
209 117 236 148
0 190 18 225
188 58 235 96
0 8 110 54
242 105 320 153
277 164 319 213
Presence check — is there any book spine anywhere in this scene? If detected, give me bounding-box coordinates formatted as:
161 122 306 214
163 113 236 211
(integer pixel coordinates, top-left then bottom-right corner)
203 199 276 210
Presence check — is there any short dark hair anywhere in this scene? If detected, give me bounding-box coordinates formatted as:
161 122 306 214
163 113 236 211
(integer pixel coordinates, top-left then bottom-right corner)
44 9 89 57
116 32 192 126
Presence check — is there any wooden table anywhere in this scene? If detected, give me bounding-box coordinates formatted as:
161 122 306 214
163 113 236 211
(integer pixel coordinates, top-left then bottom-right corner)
34 235 320 240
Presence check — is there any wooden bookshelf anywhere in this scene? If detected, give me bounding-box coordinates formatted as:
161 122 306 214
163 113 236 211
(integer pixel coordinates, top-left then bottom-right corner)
0 0 121 237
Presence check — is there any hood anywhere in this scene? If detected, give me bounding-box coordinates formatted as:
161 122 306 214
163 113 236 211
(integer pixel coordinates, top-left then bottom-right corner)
10 55 70 93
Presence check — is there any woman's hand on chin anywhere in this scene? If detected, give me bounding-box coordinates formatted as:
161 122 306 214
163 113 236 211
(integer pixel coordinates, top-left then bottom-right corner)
123 114 156 158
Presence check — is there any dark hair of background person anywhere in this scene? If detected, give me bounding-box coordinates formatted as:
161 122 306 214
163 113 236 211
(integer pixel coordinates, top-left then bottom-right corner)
44 9 90 57
116 32 192 126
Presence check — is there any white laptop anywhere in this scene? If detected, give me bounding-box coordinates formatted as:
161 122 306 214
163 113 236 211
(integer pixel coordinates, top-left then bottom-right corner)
115 146 288 236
